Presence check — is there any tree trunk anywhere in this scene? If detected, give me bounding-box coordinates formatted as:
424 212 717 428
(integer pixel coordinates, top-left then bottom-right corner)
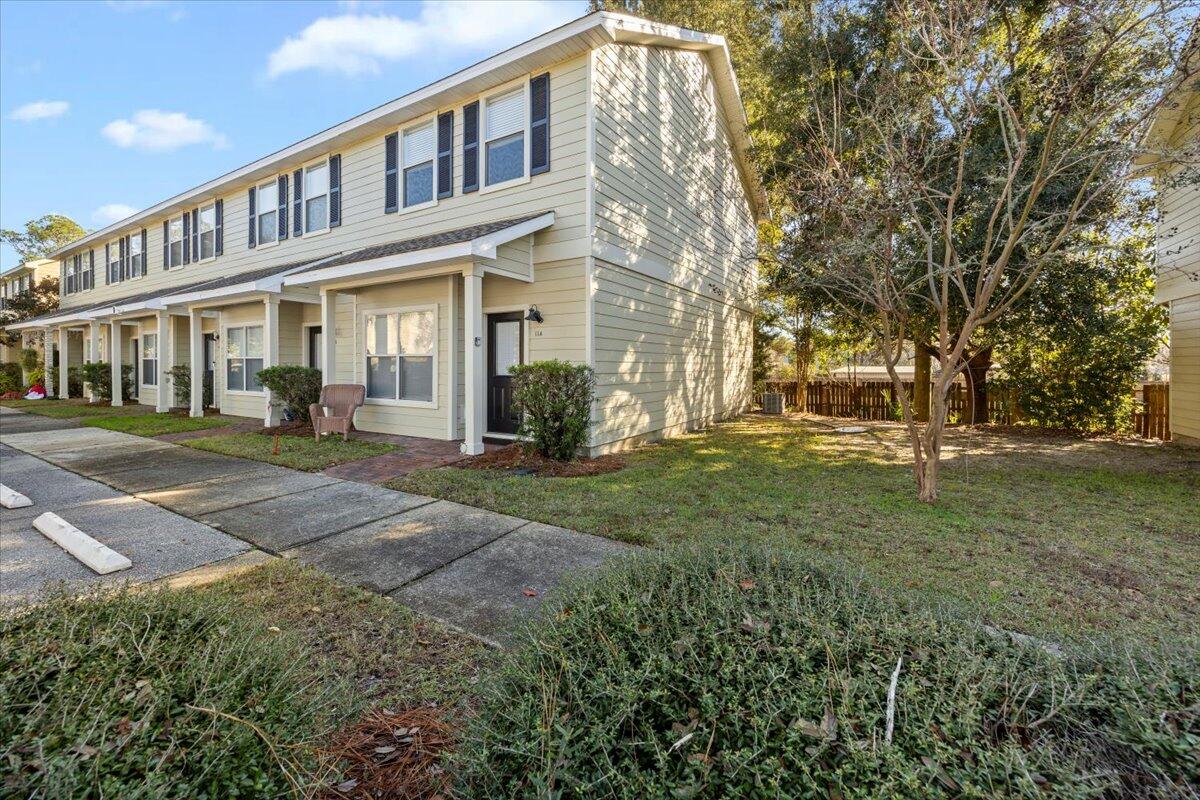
913 344 931 423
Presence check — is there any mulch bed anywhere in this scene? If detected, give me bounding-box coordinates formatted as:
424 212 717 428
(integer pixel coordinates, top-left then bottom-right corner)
263 422 318 438
457 444 625 477
319 706 455 800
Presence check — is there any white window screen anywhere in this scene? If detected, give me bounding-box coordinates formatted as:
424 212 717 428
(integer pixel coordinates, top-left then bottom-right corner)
403 124 436 167
486 89 524 140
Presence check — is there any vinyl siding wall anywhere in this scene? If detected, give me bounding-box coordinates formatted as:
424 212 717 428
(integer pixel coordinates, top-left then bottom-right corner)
1155 92 1200 442
590 43 757 451
54 54 591 310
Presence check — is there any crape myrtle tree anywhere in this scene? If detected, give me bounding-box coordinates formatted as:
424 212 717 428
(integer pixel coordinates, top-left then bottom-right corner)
781 0 1196 501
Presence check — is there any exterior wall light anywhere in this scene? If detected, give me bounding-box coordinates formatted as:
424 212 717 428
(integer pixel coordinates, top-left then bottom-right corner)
525 305 544 324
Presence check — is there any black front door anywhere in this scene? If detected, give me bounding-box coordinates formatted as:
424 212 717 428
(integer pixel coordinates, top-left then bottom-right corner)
203 333 217 407
487 312 523 434
308 326 323 371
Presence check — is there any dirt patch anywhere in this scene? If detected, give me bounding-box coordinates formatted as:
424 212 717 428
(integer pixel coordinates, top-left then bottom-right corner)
319 706 455 800
458 444 625 477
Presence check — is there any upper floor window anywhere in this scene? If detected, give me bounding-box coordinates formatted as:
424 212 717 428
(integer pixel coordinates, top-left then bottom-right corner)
402 121 435 209
108 240 122 282
484 87 526 187
304 160 329 232
65 258 78 295
198 204 216 260
129 231 143 275
256 181 278 245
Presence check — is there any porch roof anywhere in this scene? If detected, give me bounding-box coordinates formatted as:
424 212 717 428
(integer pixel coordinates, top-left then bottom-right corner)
282 211 555 287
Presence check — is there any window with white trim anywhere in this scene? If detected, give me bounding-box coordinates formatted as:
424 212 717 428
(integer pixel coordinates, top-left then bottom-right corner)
129 232 143 275
198 204 216 260
484 87 525 186
225 325 265 392
166 216 183 268
304 160 329 232
108 240 122 282
365 309 434 402
256 181 278 245
141 333 158 386
401 122 435 208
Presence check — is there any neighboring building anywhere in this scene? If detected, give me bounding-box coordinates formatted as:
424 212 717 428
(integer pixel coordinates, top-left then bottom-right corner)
0 258 58 365
1140 56 1200 445
7 12 763 454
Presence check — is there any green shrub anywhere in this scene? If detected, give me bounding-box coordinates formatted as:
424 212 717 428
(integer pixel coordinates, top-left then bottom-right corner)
121 364 136 401
509 360 594 461
457 545 1197 798
19 347 40 374
256 365 322 422
67 365 83 397
168 365 191 407
0 362 21 394
80 361 112 401
0 583 354 798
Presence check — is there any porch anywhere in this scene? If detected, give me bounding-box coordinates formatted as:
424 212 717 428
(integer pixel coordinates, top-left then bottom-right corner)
34 212 558 457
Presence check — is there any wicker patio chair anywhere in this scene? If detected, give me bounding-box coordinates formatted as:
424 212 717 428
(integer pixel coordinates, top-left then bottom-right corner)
310 384 366 442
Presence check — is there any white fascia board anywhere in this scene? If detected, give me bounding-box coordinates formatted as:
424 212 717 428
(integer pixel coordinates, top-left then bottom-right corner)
469 212 556 259
283 242 474 287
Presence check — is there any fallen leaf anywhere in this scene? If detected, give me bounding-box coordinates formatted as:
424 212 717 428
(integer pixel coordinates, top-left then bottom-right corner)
794 718 825 739
335 778 359 792
738 579 755 590
522 587 539 598
267 626 281 633
374 745 396 755
822 707 839 739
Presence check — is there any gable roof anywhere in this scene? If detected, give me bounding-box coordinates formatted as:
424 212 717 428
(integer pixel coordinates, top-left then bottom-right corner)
51 11 765 262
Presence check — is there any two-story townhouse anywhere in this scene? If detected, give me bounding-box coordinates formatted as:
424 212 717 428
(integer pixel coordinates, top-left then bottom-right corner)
1 257 59 364
7 12 765 455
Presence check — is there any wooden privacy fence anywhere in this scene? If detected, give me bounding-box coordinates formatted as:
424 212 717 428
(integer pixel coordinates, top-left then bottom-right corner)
757 379 1170 439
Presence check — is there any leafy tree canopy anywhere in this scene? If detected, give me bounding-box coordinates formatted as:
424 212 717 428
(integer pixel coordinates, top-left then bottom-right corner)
0 214 85 262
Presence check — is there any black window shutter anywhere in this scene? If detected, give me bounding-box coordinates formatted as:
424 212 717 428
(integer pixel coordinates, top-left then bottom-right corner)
215 199 224 256
119 236 127 281
384 133 399 213
530 72 550 176
141 229 148 276
462 101 479 193
183 212 191 265
278 175 289 240
105 243 111 283
293 168 303 236
88 249 94 290
163 220 170 268
248 187 257 249
437 111 453 199
329 154 342 227
190 210 198 260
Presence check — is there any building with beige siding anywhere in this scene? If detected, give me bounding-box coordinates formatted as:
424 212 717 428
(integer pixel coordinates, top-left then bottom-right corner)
1 258 59 366
1140 63 1200 445
7 12 763 455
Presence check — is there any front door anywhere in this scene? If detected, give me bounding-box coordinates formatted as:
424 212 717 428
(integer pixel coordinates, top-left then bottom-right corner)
130 338 139 393
308 326 323 371
203 333 217 407
487 312 523 434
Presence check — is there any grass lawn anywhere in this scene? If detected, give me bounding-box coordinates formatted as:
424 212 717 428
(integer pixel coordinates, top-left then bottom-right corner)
394 414 1200 643
81 412 236 437
0 560 484 797
0 398 149 419
183 432 396 471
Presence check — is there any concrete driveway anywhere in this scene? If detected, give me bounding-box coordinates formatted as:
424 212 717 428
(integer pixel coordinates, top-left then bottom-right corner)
1 408 629 644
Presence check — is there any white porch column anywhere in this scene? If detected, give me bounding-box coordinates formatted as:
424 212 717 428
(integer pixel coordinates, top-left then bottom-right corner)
462 268 485 455
155 310 171 412
87 322 101 401
57 326 69 399
43 328 54 397
320 289 337 386
110 321 123 406
189 308 203 418
263 296 280 426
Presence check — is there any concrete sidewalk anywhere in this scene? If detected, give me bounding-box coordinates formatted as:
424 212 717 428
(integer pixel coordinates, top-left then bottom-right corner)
1 410 630 644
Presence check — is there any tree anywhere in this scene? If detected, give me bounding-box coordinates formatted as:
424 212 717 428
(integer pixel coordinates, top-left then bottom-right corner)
783 0 1195 501
0 214 85 262
0 275 60 347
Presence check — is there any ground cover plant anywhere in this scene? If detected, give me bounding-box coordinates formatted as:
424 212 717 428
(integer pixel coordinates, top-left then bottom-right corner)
457 544 1199 799
0 561 483 798
182 431 395 471
395 415 1200 642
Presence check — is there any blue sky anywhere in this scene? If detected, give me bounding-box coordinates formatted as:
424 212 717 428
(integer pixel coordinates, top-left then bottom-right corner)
0 0 587 270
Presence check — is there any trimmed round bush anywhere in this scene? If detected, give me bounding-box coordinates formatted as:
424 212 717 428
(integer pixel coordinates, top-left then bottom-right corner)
510 360 594 460
1 584 354 798
457 545 1197 798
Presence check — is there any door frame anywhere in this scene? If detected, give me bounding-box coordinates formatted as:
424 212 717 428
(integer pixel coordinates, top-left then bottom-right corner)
484 307 528 435
302 322 323 372
202 332 218 409
130 336 139 394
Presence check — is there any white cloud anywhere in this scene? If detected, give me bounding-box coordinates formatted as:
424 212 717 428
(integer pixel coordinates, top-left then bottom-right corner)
101 110 229 152
10 100 69 122
266 1 581 79
93 204 138 225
